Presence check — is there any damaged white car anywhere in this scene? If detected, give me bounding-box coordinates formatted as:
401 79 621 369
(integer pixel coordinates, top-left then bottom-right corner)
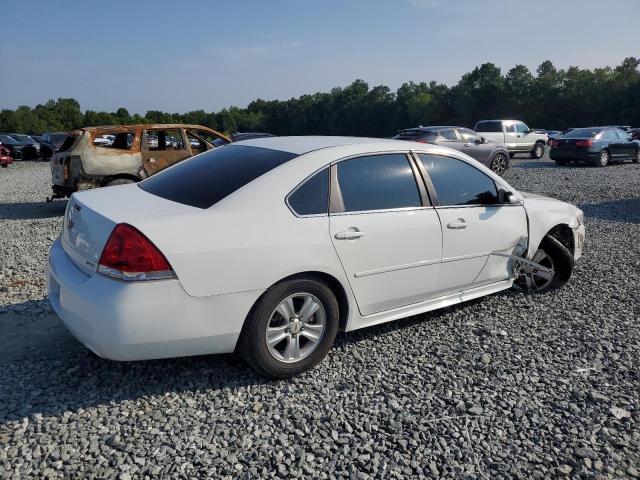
48 137 585 378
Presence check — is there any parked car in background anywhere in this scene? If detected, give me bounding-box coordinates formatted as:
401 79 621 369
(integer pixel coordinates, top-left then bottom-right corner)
231 132 276 142
0 142 14 167
49 124 230 199
0 133 38 159
392 126 510 175
474 120 548 159
48 136 585 377
549 127 640 167
9 134 40 158
39 132 68 161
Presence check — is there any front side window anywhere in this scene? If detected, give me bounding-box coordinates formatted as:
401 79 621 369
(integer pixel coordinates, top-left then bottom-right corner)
288 168 329 216
336 154 421 213
458 128 478 143
614 129 631 141
418 154 498 206
515 122 529 134
602 130 617 141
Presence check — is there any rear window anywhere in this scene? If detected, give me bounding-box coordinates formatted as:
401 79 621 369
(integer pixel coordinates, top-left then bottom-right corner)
393 130 436 140
476 121 502 133
564 128 602 139
139 145 298 209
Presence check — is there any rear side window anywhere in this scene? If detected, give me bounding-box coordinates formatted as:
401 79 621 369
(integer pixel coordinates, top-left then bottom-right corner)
139 145 298 209
288 168 329 216
336 154 421 213
418 154 498 206
440 129 458 141
476 121 502 133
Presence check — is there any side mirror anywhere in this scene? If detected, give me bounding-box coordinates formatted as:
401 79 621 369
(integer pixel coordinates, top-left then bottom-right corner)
498 188 516 204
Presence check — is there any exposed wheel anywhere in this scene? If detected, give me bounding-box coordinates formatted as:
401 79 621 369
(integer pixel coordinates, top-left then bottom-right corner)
531 142 545 159
514 235 573 293
104 178 135 187
633 149 640 163
489 153 509 176
595 150 609 167
238 278 339 378
1 164 7 168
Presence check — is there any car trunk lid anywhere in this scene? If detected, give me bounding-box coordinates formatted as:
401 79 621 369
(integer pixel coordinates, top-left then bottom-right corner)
61 184 197 276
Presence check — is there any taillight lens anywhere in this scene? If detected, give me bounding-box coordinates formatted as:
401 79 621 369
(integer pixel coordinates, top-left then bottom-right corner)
98 223 175 281
575 140 593 147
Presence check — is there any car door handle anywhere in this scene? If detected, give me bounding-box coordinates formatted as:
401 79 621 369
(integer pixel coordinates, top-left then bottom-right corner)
335 230 365 240
447 220 467 230
463 143 471 147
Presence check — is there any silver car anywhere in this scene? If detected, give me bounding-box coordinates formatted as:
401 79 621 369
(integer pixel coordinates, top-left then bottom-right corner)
393 126 510 175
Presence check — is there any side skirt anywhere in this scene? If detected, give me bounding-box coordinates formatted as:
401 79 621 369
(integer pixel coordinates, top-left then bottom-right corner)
347 279 512 331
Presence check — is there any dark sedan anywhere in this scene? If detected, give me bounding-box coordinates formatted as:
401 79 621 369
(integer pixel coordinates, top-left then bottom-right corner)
39 132 68 160
393 126 510 175
9 133 40 158
549 127 640 167
0 133 38 159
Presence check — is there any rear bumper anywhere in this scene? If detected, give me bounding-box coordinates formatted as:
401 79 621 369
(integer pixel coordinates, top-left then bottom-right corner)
47 239 263 361
550 149 599 162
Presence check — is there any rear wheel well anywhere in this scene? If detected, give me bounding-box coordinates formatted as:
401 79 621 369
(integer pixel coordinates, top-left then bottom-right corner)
100 174 141 186
249 272 350 333
546 224 574 256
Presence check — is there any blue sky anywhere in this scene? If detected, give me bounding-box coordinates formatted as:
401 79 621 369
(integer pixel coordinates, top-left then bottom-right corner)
1 0 638 114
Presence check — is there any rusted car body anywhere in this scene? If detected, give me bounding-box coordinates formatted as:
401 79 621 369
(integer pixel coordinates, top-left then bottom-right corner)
49 124 230 199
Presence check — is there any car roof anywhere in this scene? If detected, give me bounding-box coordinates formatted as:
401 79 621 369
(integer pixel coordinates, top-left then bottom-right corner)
234 136 417 155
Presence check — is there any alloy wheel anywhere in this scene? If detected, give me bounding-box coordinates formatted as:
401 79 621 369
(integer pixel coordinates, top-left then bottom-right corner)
599 150 609 167
515 249 556 291
490 154 508 175
535 144 544 159
266 293 326 363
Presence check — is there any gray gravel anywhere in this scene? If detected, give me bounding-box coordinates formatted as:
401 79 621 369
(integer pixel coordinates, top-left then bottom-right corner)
1 158 639 479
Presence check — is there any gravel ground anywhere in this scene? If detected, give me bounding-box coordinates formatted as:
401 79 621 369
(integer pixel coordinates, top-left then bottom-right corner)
1 157 639 479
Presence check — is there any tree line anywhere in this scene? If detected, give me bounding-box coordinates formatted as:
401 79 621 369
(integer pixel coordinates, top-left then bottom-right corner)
1 59 639 137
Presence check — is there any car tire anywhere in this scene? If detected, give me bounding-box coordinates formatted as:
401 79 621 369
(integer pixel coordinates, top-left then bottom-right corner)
515 235 574 293
104 178 135 187
531 142 545 159
238 278 339 378
489 153 509 176
1 164 7 168
595 150 609 167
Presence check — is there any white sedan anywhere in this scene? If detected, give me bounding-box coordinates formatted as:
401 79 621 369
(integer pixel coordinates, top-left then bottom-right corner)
48 137 585 377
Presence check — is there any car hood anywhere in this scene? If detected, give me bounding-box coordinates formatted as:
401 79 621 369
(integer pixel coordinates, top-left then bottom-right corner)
520 191 556 201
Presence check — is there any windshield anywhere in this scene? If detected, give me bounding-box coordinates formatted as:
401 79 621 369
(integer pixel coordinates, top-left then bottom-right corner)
564 128 602 139
0 135 17 145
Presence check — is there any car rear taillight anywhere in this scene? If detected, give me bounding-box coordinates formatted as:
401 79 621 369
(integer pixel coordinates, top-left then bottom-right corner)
549 140 558 147
98 223 175 281
575 140 593 147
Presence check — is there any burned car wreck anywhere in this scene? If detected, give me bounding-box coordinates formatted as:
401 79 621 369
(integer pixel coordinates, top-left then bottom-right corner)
49 124 230 199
